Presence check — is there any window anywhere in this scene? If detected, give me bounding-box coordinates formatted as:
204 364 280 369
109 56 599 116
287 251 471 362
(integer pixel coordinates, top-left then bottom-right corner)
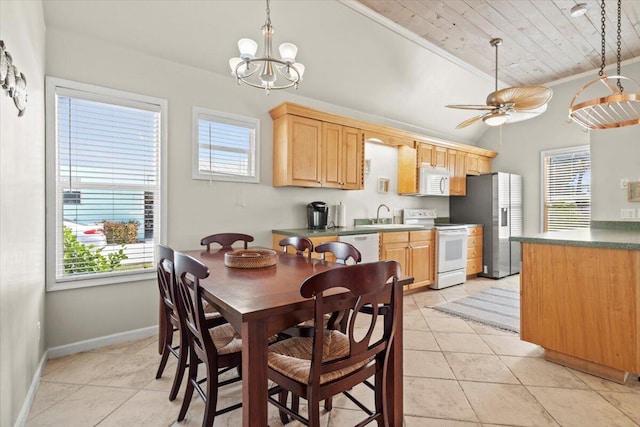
46 77 166 290
541 145 591 232
192 107 259 183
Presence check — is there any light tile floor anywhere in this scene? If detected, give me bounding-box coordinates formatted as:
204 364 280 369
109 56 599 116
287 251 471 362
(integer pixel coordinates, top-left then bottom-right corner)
28 275 640 426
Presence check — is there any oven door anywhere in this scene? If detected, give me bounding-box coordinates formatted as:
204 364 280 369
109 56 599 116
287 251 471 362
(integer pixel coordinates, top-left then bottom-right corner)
436 228 468 273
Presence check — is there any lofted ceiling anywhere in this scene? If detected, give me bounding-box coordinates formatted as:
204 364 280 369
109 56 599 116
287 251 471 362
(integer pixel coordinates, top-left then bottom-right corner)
349 0 640 86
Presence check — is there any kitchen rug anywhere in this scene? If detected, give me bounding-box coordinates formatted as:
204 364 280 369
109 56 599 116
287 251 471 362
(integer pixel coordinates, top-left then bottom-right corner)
432 287 520 333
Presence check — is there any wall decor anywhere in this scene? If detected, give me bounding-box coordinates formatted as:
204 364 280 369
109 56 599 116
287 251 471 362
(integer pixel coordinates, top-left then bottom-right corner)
628 181 640 202
0 40 27 116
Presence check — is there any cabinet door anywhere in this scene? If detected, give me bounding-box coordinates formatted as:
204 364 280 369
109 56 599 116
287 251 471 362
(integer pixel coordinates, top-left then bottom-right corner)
341 126 363 190
433 146 448 168
289 116 322 187
381 242 410 278
397 145 418 195
466 153 480 175
410 240 434 286
448 149 467 196
322 122 342 189
478 156 491 174
417 143 434 167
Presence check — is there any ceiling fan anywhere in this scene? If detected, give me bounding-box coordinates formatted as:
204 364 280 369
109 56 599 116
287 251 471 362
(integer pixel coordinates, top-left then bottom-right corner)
446 38 553 129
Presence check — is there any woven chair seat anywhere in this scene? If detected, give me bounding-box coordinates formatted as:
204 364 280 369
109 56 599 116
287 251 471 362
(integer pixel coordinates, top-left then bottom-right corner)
268 330 372 385
210 323 242 355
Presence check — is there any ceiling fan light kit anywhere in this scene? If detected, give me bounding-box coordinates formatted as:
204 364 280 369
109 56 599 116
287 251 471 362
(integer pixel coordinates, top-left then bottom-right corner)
446 38 553 129
569 0 640 129
228 0 305 94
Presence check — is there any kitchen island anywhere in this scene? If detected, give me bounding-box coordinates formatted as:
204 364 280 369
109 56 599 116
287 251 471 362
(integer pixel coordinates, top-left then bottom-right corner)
511 222 640 383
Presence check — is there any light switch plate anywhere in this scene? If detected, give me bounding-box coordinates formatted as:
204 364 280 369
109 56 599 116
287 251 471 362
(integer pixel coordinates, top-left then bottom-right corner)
621 208 635 219
621 178 629 189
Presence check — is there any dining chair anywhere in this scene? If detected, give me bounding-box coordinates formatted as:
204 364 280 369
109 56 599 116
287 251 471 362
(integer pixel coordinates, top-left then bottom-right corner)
174 251 243 426
278 236 313 258
266 260 401 426
155 244 189 401
314 241 362 265
200 233 254 251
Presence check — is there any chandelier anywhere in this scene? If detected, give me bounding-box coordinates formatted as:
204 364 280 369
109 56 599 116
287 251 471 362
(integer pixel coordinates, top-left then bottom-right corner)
228 0 305 94
569 0 640 130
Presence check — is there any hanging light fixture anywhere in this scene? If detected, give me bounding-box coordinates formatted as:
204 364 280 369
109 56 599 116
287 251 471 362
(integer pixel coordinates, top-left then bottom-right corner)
569 0 640 130
229 0 305 94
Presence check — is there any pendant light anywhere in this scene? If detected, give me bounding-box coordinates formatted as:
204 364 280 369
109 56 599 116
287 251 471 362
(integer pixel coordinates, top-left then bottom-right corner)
569 0 640 130
228 0 305 94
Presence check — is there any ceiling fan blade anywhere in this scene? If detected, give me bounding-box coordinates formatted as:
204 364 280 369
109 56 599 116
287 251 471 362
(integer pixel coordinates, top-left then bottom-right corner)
490 86 553 110
456 114 486 129
446 104 496 111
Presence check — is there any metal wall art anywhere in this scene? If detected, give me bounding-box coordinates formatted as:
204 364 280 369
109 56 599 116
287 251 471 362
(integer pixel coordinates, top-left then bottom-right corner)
1 40 27 116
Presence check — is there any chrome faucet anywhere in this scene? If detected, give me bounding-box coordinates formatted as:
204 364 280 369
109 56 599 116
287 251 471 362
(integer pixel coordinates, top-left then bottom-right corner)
375 204 391 224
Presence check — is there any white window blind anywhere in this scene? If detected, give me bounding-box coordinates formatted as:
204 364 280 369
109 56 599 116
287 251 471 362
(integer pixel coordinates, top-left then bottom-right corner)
192 107 259 183
542 146 591 232
46 78 164 289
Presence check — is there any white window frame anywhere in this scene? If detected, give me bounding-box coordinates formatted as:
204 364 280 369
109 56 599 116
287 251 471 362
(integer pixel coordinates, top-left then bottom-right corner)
540 145 591 233
192 106 260 183
45 77 167 291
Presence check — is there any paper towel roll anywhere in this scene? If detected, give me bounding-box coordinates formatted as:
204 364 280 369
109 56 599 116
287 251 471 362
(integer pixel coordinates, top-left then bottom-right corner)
336 202 346 227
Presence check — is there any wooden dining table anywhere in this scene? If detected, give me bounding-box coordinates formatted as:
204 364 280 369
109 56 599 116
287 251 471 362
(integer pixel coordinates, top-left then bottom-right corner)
182 248 411 426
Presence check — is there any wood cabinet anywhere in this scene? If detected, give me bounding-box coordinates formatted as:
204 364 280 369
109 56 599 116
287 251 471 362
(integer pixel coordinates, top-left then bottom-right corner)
272 115 363 189
447 149 467 196
272 233 338 262
466 225 483 275
380 230 434 290
466 154 492 175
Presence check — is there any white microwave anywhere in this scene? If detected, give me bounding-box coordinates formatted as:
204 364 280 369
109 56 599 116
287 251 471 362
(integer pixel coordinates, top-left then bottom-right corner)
419 167 450 196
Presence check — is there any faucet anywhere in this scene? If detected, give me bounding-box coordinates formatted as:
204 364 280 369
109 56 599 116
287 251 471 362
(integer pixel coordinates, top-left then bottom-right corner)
375 204 391 224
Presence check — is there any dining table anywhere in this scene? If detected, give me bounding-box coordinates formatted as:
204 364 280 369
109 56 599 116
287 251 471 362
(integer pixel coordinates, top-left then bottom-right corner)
182 248 411 426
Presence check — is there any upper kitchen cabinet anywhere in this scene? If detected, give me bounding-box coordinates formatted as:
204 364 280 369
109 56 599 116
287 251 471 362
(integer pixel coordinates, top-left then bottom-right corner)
466 153 492 176
447 149 467 196
271 113 363 189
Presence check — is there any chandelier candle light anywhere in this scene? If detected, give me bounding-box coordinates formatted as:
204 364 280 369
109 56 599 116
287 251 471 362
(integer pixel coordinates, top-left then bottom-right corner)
229 0 305 94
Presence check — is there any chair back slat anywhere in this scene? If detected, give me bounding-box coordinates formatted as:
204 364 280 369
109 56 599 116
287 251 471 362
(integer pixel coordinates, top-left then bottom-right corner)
314 241 362 265
200 233 254 251
156 244 176 311
278 236 313 258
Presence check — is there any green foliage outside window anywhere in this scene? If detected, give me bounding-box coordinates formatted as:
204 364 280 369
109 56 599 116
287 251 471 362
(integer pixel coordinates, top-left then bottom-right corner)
63 226 128 274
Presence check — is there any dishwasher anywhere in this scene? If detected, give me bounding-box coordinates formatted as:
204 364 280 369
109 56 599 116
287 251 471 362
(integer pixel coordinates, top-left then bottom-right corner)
338 233 380 263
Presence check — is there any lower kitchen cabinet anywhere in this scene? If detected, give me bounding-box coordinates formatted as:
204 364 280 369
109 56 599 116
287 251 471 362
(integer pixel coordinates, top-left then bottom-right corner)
380 230 434 290
466 225 483 276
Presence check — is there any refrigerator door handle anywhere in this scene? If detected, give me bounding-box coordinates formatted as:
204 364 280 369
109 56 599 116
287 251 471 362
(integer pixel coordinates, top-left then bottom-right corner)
501 207 508 226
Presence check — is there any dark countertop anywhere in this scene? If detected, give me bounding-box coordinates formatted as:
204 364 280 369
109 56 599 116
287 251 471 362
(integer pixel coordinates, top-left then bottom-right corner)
510 227 640 250
272 225 429 237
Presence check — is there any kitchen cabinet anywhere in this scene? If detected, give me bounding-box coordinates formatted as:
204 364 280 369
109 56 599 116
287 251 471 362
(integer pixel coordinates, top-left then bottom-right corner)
447 149 467 196
466 225 483 275
380 230 434 290
272 233 338 262
466 154 492 175
272 115 363 189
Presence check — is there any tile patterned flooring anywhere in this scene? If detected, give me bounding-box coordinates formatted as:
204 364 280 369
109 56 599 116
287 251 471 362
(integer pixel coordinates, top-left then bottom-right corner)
28 275 640 426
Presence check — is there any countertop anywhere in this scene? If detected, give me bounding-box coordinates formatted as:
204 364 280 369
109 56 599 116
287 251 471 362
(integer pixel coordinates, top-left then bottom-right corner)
272 226 428 237
510 228 640 250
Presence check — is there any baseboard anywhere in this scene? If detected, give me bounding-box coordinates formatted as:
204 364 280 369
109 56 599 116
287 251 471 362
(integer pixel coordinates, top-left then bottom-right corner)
47 325 158 359
14 350 48 427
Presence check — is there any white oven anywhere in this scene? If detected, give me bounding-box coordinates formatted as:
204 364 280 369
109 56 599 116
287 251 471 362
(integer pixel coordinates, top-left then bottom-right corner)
434 226 468 289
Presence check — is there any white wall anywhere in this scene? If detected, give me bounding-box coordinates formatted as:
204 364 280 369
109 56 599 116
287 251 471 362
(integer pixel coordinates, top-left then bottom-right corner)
477 61 640 233
44 28 450 347
0 1 46 425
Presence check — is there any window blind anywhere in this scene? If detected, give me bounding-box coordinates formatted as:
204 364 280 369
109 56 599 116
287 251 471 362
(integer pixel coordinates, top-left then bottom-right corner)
52 86 161 283
542 146 591 232
193 108 259 183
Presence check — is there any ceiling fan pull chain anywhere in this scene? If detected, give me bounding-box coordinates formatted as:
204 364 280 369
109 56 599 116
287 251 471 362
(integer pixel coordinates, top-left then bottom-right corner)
599 0 606 77
617 0 624 92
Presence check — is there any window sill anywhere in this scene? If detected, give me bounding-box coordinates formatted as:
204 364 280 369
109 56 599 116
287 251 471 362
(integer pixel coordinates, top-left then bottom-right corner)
46 270 155 292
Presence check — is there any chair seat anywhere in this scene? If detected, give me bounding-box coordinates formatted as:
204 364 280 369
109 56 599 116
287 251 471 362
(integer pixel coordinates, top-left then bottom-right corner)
210 323 242 355
203 300 221 320
268 330 372 385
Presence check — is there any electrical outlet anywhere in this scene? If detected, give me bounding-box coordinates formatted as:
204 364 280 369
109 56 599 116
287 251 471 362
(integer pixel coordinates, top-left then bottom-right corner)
621 178 629 189
621 208 635 219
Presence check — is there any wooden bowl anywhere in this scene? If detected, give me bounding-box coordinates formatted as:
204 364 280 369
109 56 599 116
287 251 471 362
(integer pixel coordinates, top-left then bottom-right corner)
224 249 278 269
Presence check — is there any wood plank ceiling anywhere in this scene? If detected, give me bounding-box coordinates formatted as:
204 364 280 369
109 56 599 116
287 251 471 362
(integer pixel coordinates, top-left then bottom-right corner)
352 0 640 86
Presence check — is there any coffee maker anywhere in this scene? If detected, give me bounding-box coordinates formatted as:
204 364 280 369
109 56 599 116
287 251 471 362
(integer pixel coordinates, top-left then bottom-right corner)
307 201 328 229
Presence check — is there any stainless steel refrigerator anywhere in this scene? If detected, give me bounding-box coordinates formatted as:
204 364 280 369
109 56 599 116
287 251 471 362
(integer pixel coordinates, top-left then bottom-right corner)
450 172 522 279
